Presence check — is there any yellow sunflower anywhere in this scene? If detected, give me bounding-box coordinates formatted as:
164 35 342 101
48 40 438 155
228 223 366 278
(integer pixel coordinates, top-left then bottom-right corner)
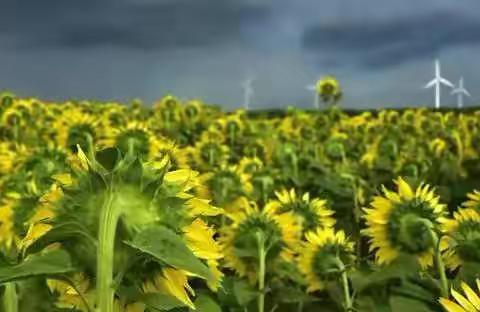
197 165 252 209
53 107 102 153
192 137 230 171
439 280 480 312
219 198 301 283
142 268 196 309
363 177 446 268
47 273 95 312
298 227 355 292
0 198 18 250
440 206 480 270
315 76 342 105
266 189 335 234
462 190 480 210
101 121 162 160
156 139 190 170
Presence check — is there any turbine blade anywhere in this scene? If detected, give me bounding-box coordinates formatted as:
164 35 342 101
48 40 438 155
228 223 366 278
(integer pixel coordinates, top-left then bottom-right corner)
465 89 471 97
440 78 454 88
306 85 316 91
424 79 436 89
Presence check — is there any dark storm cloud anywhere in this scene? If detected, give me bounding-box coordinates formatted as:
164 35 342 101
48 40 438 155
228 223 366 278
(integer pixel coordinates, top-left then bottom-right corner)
2 0 270 50
302 11 480 68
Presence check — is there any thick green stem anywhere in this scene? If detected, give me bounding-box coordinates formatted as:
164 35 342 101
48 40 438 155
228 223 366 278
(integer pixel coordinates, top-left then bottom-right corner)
97 189 120 312
336 258 352 312
3 282 18 312
256 232 266 312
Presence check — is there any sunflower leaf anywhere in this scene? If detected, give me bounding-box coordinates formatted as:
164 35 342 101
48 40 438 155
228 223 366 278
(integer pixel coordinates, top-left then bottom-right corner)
143 293 187 310
191 293 221 312
124 225 214 282
0 249 75 284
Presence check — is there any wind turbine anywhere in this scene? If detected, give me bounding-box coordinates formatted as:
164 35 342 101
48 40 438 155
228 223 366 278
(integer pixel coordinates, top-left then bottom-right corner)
306 81 319 109
451 77 471 109
424 59 454 109
241 77 255 110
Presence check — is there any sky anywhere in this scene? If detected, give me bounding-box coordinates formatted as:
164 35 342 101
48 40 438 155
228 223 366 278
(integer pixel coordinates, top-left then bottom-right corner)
1 0 480 110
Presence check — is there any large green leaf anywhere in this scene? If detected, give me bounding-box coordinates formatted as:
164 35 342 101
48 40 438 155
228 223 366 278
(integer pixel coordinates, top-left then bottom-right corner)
191 294 221 312
143 293 186 311
125 225 214 282
351 255 420 293
0 249 74 284
389 296 435 312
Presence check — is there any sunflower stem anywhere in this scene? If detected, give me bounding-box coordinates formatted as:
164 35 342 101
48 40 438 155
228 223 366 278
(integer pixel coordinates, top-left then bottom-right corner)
430 230 449 298
256 232 266 312
336 258 352 312
3 282 18 312
97 187 120 312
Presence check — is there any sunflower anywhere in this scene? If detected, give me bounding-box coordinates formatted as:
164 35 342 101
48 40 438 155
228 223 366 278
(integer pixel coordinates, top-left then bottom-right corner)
47 273 95 312
462 190 480 210
53 107 102 153
439 280 480 312
197 165 252 209
156 139 190 170
315 76 342 105
219 198 301 283
192 136 230 171
0 198 18 250
298 227 355 292
266 189 335 234
101 121 162 160
440 206 480 270
363 177 446 268
238 157 263 177
142 268 196 309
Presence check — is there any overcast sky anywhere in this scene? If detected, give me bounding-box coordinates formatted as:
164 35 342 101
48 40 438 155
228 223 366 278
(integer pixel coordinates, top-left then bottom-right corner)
1 0 480 109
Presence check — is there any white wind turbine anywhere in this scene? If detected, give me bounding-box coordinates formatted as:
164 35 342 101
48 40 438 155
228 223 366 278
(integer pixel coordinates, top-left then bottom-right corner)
241 77 255 110
451 77 471 109
306 80 320 109
424 59 454 109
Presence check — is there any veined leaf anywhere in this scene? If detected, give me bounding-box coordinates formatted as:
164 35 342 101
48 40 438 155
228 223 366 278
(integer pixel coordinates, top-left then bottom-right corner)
0 249 74 284
125 225 214 282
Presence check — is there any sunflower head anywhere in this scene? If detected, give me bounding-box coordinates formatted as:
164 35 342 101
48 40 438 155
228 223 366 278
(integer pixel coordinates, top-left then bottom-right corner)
441 206 480 270
439 280 480 312
363 177 446 268
298 227 355 292
193 138 230 171
220 199 301 283
199 166 252 208
53 108 100 153
315 76 342 105
267 189 335 234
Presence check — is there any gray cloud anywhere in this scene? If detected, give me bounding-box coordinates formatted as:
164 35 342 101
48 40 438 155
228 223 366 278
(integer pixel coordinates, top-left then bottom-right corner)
302 11 480 68
3 0 270 50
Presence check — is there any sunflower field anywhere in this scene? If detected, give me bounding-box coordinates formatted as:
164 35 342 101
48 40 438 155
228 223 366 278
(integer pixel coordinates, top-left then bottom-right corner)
0 93 480 312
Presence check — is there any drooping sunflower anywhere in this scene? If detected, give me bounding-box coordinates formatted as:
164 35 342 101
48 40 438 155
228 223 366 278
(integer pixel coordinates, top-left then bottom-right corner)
266 189 335 234
298 227 355 292
440 205 480 270
192 134 230 171
439 280 480 312
363 177 446 268
154 139 190 170
101 121 163 161
48 148 223 310
53 107 102 153
197 165 252 209
219 198 301 283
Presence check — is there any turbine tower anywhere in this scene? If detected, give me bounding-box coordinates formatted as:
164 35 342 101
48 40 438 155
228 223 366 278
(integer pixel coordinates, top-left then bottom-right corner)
242 77 255 110
306 81 319 109
424 59 454 109
451 77 471 109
